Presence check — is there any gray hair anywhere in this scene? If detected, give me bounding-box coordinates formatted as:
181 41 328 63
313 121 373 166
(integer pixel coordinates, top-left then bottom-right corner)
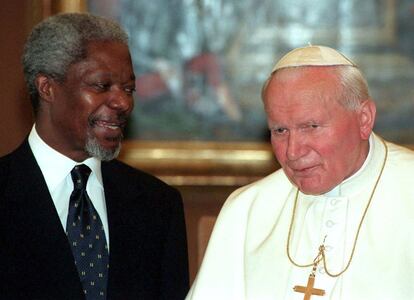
335 65 370 110
261 65 371 111
22 13 129 113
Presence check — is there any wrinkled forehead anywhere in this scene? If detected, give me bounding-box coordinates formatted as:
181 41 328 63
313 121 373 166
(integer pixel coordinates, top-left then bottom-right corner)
262 66 345 112
65 40 134 82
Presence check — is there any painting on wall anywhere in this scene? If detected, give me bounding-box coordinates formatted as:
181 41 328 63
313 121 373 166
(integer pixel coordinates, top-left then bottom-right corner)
88 0 414 144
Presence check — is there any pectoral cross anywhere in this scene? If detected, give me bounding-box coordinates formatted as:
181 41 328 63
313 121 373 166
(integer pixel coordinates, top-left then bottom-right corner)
293 273 325 300
293 240 326 300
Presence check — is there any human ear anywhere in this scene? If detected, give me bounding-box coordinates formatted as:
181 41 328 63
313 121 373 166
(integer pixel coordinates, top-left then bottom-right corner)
34 74 55 103
358 99 376 140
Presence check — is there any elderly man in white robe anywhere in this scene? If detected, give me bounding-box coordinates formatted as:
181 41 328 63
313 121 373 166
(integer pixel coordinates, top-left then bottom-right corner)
186 45 414 300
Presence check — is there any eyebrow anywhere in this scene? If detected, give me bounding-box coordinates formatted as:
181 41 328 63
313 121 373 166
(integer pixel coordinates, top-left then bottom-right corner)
269 119 321 129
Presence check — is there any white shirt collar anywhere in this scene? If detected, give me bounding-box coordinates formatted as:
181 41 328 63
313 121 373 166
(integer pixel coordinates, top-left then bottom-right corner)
28 125 103 193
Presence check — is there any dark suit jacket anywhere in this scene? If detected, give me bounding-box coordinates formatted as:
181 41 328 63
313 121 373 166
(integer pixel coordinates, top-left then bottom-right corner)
0 140 189 300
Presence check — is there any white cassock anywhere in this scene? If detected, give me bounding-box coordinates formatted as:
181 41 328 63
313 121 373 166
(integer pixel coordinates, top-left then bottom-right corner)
187 133 414 300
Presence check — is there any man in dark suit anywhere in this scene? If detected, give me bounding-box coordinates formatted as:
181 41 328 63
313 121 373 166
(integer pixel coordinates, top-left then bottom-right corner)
0 13 189 299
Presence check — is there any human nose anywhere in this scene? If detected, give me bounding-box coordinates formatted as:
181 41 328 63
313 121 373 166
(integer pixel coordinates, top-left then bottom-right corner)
108 87 134 113
286 131 306 161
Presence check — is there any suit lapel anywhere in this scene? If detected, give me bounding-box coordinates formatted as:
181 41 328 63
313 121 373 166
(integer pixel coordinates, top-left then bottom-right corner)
7 141 84 297
102 161 148 294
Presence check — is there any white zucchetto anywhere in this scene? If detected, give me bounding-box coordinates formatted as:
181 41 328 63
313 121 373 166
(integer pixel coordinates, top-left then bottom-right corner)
272 45 356 73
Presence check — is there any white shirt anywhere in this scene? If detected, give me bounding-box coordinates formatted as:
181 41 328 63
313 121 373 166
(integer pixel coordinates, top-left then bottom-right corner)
28 125 110 248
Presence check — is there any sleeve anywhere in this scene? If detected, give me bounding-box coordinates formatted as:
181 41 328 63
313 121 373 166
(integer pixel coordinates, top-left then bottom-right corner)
160 187 190 300
185 186 253 300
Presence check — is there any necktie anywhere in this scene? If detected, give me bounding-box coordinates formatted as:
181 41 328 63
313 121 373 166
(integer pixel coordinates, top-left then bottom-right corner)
66 164 109 299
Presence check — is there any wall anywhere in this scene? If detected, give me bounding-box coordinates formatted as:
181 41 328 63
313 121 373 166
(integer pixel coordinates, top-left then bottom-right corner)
0 1 35 156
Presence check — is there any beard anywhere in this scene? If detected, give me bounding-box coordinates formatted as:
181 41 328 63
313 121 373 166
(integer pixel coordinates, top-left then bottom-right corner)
84 131 122 161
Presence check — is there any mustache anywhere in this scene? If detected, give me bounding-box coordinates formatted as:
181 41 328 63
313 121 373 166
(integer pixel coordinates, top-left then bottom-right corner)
88 113 129 127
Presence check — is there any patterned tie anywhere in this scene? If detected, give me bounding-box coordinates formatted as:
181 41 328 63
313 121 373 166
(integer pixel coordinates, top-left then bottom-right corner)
66 164 109 299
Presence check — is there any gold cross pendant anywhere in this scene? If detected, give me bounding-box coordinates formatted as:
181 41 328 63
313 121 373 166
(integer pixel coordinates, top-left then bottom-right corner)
293 273 325 300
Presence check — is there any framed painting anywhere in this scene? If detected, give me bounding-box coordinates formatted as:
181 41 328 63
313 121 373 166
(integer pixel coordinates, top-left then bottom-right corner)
41 0 414 184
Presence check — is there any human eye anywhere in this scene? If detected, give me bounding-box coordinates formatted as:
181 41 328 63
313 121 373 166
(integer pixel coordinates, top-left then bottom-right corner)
271 127 288 136
301 123 320 131
124 85 136 95
92 82 110 92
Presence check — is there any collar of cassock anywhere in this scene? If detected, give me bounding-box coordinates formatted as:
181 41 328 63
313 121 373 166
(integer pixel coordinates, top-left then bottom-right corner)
321 133 386 198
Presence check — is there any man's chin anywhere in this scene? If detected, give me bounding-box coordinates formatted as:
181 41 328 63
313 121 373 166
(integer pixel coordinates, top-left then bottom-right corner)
291 177 329 196
85 135 122 161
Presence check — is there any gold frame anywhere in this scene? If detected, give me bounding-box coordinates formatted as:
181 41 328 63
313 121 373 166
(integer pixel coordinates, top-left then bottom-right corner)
118 140 279 186
117 141 414 187
41 0 86 15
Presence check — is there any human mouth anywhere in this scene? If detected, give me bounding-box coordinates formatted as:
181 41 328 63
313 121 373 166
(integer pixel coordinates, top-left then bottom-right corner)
90 114 128 131
89 115 128 142
94 120 125 130
291 165 319 176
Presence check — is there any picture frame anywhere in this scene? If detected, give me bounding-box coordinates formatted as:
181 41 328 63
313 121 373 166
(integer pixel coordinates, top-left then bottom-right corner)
36 0 414 186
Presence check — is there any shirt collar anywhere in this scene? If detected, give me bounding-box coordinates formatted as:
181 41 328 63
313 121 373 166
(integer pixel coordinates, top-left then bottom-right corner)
28 125 103 192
